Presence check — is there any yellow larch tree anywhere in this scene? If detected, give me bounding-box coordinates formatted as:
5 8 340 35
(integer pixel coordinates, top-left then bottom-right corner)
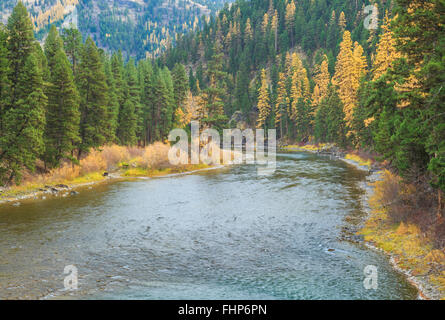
244 18 253 42
271 10 279 53
311 56 330 108
275 72 289 134
290 53 310 122
352 41 368 84
372 13 401 80
257 69 271 129
285 0 296 46
262 13 269 33
332 31 357 129
338 11 346 31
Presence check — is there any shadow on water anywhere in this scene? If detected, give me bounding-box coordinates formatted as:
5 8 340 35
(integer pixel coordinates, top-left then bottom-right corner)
0 151 418 299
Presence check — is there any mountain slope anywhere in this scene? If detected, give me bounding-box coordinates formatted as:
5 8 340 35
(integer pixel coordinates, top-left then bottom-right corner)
0 0 233 58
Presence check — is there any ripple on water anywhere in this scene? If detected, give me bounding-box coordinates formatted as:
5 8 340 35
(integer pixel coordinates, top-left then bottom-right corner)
0 151 418 299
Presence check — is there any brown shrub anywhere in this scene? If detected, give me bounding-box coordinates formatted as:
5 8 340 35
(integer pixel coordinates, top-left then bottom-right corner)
377 170 444 248
137 142 170 169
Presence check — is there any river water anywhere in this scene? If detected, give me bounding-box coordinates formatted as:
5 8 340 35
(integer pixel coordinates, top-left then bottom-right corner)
0 151 417 299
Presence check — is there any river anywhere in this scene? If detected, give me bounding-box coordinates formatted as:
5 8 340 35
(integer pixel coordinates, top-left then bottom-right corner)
0 151 418 299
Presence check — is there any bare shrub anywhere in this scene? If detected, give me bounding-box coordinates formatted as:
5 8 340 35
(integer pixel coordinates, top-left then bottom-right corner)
376 170 444 248
137 142 170 169
101 145 130 170
79 150 107 175
126 146 146 159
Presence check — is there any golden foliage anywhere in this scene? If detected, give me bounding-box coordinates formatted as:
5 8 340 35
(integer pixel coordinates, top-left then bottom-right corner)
338 11 346 30
311 56 330 108
333 31 367 130
275 72 289 128
256 69 271 128
372 13 401 80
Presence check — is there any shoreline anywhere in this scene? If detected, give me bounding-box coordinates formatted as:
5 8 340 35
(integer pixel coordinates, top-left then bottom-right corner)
0 164 222 207
283 144 442 300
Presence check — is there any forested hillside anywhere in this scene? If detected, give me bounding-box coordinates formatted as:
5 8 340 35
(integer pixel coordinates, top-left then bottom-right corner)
0 1 443 244
0 0 232 59
159 0 444 192
158 0 444 243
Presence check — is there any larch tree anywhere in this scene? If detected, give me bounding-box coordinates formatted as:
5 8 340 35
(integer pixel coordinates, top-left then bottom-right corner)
275 72 289 137
372 13 400 80
256 68 271 129
285 0 296 47
311 57 330 108
338 11 346 31
332 31 358 130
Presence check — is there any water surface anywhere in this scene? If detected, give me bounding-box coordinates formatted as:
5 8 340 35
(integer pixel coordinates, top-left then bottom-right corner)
0 152 417 299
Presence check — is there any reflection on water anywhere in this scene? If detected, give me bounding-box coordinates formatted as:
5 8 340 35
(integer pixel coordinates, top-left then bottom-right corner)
0 152 417 299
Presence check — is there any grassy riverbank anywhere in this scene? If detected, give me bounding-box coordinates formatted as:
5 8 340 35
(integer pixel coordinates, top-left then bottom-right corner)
358 170 445 300
0 143 211 204
283 143 444 300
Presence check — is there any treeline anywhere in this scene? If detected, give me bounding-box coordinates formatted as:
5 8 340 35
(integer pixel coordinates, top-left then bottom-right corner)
159 0 444 197
0 2 189 185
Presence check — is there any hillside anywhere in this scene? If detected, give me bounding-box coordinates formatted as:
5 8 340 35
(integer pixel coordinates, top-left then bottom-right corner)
0 0 233 58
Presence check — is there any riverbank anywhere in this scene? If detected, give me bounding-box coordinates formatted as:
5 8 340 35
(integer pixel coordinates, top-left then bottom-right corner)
0 163 213 206
0 143 213 206
283 143 444 300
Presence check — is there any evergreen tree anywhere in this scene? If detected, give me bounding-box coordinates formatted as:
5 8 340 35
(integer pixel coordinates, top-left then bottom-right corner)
198 42 228 131
43 49 80 168
117 58 139 146
0 2 46 184
62 26 83 76
0 24 10 137
171 63 188 116
44 25 64 71
256 69 271 129
75 37 109 159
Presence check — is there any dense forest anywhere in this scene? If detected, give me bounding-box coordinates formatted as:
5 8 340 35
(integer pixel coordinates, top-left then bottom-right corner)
0 1 443 241
0 0 232 59
0 2 188 184
160 0 444 201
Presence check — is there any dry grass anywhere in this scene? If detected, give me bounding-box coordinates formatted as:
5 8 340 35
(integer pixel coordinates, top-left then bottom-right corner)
345 153 372 168
359 170 445 299
0 143 178 198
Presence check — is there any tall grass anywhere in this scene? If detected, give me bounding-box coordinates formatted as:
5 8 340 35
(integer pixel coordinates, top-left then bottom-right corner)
15 143 172 189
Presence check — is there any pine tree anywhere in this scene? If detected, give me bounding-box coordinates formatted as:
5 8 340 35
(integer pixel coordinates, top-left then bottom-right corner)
0 2 46 184
0 24 10 137
103 57 119 143
62 26 82 76
117 58 140 146
75 37 109 158
198 42 228 131
44 25 64 72
138 59 154 145
392 0 445 194
171 63 188 113
43 49 80 167
256 69 271 129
